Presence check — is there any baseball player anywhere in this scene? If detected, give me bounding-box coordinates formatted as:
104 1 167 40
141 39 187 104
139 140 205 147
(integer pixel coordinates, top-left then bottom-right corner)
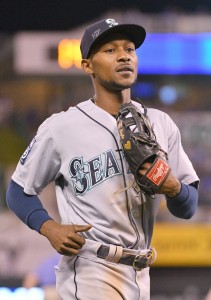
6 18 199 300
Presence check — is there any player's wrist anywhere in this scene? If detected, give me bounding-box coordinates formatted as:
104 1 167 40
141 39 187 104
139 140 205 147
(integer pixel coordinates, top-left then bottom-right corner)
165 179 181 197
166 181 187 200
39 219 56 236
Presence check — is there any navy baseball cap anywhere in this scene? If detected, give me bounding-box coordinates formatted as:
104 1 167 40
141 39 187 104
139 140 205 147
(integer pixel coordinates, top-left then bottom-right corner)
80 18 146 59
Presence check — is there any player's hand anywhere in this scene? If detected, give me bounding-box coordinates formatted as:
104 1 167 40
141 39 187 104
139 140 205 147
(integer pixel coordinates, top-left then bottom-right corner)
138 162 181 197
40 220 92 256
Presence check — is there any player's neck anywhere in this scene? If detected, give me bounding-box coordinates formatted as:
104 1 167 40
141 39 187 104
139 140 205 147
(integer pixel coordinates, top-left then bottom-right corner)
93 90 131 115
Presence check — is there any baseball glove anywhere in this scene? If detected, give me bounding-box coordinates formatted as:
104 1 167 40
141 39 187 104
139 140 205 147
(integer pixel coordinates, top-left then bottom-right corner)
116 102 171 196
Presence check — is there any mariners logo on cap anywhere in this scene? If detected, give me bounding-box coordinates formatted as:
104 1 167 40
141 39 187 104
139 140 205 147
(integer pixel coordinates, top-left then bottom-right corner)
105 19 118 27
92 19 119 40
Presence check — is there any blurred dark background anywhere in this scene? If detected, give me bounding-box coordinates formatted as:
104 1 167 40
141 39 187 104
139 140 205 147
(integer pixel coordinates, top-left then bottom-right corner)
0 0 211 32
0 1 211 300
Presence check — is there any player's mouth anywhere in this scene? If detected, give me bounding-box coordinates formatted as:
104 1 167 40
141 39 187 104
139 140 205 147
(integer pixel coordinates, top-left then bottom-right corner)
116 65 134 73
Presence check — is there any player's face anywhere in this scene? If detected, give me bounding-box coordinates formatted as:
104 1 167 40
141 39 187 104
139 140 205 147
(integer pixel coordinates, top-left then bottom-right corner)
87 34 138 92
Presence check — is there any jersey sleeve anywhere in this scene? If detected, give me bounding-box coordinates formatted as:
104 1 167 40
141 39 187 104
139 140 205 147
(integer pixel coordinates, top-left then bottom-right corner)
166 114 199 185
12 120 61 195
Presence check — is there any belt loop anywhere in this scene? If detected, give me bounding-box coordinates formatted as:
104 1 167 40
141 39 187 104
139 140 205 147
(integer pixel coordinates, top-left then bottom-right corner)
112 246 123 263
105 245 123 263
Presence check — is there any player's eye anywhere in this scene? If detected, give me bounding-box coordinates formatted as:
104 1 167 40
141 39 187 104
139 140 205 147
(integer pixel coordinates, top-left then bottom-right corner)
126 47 135 53
105 48 115 53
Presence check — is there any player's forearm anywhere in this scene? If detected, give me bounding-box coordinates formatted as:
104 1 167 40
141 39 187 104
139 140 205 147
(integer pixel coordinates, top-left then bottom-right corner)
6 180 52 232
166 182 198 219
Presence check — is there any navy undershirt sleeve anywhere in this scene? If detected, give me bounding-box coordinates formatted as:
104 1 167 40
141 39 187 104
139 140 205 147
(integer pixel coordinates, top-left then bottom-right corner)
6 180 53 232
166 182 199 219
7 180 198 231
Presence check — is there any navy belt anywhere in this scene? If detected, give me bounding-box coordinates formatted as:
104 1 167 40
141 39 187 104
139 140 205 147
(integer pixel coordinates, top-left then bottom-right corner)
97 245 156 271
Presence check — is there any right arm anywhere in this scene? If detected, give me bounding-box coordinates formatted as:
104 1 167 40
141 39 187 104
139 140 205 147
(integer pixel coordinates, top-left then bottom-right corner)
6 180 92 256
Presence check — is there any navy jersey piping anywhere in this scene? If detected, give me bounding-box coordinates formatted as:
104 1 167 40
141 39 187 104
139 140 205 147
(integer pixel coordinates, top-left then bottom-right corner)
74 256 79 299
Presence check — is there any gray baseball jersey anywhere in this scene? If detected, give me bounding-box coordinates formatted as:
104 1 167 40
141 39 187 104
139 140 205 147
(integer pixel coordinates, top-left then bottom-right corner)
12 99 199 299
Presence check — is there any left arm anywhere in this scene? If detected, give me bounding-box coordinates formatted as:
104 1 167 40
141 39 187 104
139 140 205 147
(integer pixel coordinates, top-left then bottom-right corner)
166 182 198 219
138 163 199 219
153 169 199 219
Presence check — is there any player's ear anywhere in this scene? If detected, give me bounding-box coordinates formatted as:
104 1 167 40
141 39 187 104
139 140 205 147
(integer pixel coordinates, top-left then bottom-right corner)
81 59 94 75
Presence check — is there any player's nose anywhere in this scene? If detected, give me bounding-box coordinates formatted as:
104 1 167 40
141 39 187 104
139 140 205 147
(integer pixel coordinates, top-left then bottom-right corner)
116 49 130 62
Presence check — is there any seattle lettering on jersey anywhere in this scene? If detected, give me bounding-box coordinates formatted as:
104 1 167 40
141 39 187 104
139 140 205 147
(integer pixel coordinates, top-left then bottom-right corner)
69 149 122 195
